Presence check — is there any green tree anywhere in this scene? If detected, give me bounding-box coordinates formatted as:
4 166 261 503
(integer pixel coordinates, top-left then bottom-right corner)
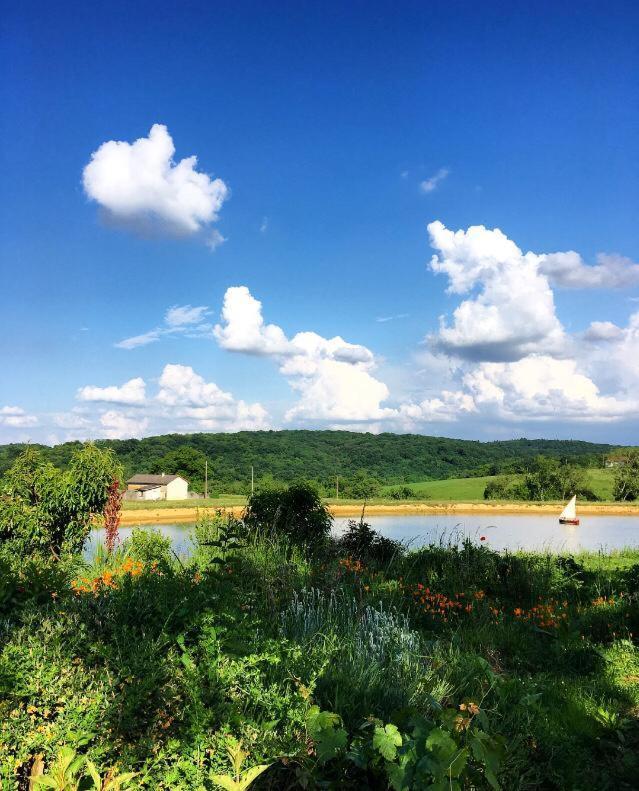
243 481 332 549
0 444 121 558
151 446 208 493
341 470 381 499
612 451 639 501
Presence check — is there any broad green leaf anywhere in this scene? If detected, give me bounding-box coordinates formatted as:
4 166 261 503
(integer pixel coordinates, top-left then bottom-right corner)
238 764 271 789
425 728 458 763
211 776 239 791
316 727 348 763
373 723 403 761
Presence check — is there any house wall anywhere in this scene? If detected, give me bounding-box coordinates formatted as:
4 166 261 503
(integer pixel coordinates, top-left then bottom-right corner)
141 487 162 501
166 477 188 500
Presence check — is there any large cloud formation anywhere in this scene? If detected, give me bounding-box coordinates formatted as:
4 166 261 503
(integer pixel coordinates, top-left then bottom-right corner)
422 222 639 425
214 286 392 422
427 221 565 361
83 124 228 245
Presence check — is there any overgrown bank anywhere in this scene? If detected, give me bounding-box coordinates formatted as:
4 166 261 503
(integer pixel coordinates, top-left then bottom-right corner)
1 449 638 789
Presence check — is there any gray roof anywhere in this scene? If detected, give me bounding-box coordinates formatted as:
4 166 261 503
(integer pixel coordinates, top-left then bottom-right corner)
127 474 183 485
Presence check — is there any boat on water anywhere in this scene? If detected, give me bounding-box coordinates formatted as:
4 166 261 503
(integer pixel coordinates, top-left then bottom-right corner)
559 495 579 525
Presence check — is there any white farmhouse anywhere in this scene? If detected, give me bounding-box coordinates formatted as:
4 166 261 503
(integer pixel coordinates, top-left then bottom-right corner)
126 473 189 501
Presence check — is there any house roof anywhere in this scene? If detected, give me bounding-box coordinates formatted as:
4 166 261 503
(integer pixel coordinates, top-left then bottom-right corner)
127 474 184 485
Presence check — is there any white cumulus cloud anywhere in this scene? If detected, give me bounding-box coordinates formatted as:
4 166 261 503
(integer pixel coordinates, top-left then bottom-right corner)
157 363 269 430
77 377 146 405
463 356 636 421
214 286 392 423
99 410 149 440
427 221 566 361
0 406 38 428
540 252 639 289
82 124 228 243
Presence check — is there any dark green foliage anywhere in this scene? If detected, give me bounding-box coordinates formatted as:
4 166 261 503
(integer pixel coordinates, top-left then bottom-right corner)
243 482 333 549
0 431 621 489
0 444 121 558
339 470 381 499
613 450 639 501
387 485 418 500
150 445 209 493
484 457 598 501
337 516 402 565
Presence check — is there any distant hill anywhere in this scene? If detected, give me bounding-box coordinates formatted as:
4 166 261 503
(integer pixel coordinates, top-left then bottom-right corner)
0 430 621 488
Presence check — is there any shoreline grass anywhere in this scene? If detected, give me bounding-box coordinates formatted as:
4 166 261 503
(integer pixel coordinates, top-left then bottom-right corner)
2 522 637 788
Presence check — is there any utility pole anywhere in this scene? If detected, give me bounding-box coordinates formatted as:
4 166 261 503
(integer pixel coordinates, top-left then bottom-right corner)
336 475 339 500
251 465 254 495
204 459 208 499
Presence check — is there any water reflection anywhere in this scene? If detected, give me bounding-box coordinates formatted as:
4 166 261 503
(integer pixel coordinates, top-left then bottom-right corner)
87 513 638 558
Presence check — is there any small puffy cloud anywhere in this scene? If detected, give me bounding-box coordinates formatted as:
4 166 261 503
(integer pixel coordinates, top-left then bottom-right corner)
99 410 149 440
583 321 624 342
427 221 565 361
165 304 209 327
82 124 228 243
214 286 291 355
540 252 639 289
420 168 449 193
0 406 38 428
157 363 269 430
77 377 146 405
260 217 269 233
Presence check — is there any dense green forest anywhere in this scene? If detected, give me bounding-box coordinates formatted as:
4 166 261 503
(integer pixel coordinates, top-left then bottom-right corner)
0 431 622 493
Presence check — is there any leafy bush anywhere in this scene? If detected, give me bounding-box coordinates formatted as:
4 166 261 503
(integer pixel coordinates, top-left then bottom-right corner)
243 482 332 549
0 445 121 558
613 450 639 501
387 486 418 500
336 516 402 565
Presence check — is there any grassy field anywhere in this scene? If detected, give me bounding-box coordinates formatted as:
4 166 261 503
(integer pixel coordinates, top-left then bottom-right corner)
120 469 619 512
122 495 246 510
380 468 616 502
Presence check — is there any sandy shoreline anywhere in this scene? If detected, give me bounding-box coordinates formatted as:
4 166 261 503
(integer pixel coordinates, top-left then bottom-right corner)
119 501 639 526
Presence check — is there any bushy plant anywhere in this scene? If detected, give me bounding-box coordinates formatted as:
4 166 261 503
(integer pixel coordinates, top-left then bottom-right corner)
243 482 332 550
0 445 121 558
387 486 418 500
612 450 639 501
336 516 402 565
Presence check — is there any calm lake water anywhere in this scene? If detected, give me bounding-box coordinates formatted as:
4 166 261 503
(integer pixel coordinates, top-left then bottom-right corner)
87 513 639 557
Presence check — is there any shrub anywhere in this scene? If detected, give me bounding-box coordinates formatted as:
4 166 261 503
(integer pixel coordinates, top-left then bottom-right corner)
0 445 121 558
336 517 402 565
387 485 418 500
243 482 332 550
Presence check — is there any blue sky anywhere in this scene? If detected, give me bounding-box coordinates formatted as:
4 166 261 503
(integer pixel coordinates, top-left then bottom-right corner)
1 0 638 444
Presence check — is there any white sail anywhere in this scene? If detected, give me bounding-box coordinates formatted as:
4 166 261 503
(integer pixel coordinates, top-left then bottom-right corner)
560 495 577 520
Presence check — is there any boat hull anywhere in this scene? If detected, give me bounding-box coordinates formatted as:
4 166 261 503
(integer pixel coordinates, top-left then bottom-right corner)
559 518 579 525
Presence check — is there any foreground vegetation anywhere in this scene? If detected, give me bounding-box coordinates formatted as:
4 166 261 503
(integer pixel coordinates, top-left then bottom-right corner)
1 447 638 788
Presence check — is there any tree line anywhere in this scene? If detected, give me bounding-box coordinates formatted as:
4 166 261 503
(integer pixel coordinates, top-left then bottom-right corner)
0 430 622 493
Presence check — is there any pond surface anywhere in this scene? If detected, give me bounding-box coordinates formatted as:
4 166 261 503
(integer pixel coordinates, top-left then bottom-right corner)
87 513 639 557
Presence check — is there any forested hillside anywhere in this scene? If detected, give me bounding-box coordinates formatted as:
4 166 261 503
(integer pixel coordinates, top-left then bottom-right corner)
0 431 620 490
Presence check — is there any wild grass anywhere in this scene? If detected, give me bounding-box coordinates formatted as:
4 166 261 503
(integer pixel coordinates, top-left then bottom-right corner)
0 521 637 789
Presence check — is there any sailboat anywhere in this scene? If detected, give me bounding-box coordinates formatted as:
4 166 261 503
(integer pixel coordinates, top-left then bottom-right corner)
559 495 579 526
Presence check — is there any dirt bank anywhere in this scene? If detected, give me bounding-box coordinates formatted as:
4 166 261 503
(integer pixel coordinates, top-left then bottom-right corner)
119 501 639 525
